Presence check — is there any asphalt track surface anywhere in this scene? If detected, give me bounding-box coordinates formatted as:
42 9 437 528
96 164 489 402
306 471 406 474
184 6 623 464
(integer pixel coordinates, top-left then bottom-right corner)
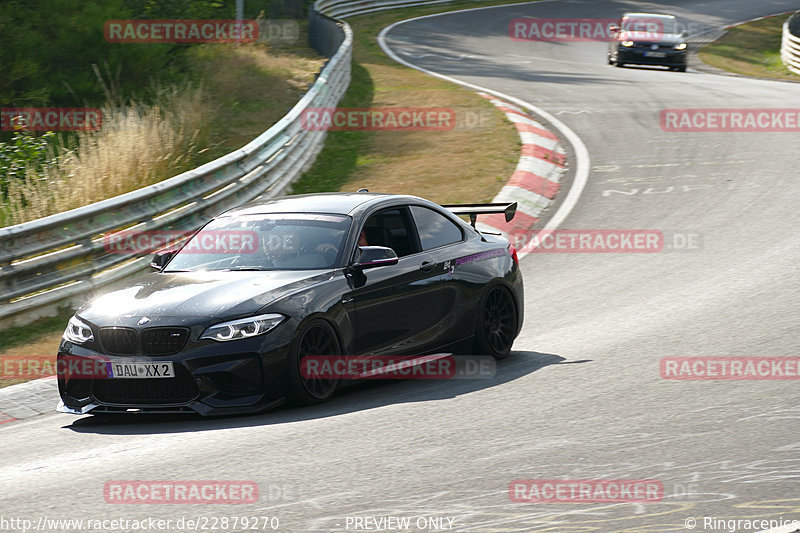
1 1 799 532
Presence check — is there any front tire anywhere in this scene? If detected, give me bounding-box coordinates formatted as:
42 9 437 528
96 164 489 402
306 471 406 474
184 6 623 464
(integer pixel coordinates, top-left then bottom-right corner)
287 319 340 405
473 286 518 359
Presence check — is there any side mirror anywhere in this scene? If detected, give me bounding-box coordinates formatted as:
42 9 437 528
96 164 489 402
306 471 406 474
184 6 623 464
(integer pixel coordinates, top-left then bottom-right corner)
681 30 689 38
150 249 176 271
608 24 620 33
351 246 398 270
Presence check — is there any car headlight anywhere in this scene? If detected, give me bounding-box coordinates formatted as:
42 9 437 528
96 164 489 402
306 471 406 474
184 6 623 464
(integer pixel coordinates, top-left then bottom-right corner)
63 316 94 344
621 40 634 47
675 42 687 50
200 313 285 342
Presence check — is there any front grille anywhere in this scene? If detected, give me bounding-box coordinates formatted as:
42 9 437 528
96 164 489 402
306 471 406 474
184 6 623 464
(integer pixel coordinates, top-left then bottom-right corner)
141 327 189 356
99 328 138 355
93 366 198 405
98 326 190 356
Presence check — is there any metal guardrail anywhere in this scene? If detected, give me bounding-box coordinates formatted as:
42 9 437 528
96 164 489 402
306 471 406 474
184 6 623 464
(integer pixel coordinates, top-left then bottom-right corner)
0 8 353 328
781 12 800 75
316 0 482 18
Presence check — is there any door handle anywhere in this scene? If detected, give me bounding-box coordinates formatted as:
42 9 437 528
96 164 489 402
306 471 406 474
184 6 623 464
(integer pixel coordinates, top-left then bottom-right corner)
420 261 437 272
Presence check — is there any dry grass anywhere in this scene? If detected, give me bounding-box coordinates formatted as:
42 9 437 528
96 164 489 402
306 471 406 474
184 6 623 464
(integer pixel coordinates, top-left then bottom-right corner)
336 62 519 204
2 37 326 227
186 41 325 155
0 332 62 388
699 14 800 81
3 85 208 225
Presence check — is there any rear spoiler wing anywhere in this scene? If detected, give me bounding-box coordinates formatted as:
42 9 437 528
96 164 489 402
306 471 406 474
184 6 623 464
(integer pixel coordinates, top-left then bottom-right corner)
442 202 517 228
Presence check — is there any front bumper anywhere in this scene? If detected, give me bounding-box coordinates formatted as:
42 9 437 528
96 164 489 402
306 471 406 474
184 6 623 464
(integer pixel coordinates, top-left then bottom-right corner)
618 47 686 66
57 327 294 416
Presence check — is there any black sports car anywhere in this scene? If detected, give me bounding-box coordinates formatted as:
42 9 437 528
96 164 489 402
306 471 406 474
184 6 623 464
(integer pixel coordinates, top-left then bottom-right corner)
57 193 524 416
607 13 688 72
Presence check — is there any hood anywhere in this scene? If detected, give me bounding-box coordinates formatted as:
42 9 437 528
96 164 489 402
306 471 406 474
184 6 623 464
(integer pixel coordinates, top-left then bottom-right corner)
619 31 684 45
78 270 333 324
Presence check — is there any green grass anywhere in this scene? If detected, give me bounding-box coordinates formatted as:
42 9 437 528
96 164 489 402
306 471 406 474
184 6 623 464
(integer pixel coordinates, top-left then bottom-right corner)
699 14 800 81
291 62 375 194
184 21 326 159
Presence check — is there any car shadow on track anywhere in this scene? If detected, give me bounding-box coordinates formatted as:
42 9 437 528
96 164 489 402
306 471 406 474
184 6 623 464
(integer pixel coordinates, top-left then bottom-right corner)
65 351 589 435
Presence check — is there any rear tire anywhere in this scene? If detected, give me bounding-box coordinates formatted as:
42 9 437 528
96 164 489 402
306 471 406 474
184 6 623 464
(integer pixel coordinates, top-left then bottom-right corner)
287 319 340 405
473 286 518 359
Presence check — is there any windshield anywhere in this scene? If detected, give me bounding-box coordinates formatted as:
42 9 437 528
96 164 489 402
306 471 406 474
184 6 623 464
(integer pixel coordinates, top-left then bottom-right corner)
621 16 678 35
164 213 352 272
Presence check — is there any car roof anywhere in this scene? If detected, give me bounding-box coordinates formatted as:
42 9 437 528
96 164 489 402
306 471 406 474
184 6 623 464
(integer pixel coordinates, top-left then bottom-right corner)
219 192 428 218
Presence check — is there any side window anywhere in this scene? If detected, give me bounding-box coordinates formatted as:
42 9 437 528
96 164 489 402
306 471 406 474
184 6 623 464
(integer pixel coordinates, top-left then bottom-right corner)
358 208 418 257
410 206 463 251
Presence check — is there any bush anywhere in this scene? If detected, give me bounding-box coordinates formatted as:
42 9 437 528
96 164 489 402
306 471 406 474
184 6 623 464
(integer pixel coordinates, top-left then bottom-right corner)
0 0 313 118
1 84 208 226
0 0 177 109
0 130 57 197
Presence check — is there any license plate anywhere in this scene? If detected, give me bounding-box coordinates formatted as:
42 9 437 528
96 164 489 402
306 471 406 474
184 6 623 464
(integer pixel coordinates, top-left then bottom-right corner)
644 51 666 57
107 362 174 379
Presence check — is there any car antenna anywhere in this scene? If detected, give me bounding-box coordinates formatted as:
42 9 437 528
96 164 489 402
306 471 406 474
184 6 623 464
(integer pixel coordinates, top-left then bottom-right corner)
356 188 369 192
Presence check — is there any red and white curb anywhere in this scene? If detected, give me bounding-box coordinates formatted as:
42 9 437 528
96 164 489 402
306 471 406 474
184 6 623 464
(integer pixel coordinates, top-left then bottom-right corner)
476 93 567 249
